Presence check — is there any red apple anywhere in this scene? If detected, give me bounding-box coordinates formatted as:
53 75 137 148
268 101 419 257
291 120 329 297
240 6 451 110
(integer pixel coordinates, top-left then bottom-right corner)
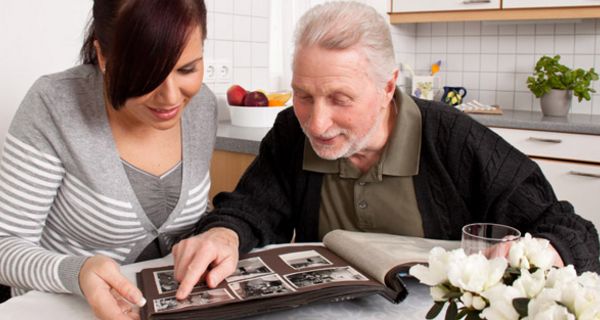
227 85 247 106
243 91 269 107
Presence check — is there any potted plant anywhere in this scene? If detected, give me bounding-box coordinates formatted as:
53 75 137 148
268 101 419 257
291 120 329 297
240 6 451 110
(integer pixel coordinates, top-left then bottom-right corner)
527 55 598 116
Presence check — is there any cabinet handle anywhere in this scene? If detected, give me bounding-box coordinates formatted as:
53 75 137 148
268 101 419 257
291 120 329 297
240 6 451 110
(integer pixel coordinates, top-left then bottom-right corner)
462 0 491 3
527 137 562 144
568 170 600 179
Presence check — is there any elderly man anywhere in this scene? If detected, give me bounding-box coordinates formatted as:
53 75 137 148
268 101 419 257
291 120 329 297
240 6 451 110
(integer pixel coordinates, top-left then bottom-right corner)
172 2 600 299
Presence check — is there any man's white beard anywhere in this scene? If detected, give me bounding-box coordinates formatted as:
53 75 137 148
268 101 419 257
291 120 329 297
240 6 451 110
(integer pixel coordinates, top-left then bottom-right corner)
302 106 388 160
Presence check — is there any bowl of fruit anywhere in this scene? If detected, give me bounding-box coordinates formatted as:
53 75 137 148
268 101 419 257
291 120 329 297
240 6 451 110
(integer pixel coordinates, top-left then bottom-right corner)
227 84 292 128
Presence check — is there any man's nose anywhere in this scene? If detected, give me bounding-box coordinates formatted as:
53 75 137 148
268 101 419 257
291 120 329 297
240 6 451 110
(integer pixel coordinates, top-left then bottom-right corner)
306 100 332 136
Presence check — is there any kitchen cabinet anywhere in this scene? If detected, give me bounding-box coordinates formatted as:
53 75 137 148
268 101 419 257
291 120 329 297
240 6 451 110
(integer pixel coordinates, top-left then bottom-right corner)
391 0 500 13
489 128 600 163
490 127 600 230
503 0 600 9
534 159 600 230
209 150 255 200
388 0 600 23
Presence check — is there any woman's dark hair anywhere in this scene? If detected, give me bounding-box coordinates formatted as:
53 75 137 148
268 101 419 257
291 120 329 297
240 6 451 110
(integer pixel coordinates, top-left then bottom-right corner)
81 0 207 109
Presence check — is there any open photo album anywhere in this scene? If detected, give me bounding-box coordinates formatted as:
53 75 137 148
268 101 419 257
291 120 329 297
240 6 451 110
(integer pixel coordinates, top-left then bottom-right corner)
136 230 460 320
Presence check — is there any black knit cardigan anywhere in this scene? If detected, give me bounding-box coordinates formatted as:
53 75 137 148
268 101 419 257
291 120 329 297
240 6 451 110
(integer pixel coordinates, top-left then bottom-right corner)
198 97 600 273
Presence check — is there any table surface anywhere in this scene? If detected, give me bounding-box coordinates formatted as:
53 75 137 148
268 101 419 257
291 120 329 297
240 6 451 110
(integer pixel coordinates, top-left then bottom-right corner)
0 255 435 320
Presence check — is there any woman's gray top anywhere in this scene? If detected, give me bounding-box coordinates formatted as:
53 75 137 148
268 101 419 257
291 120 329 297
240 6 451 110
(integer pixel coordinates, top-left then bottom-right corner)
123 160 183 261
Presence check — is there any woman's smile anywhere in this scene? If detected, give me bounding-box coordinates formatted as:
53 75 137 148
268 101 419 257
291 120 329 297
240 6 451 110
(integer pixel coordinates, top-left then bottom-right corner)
147 105 181 121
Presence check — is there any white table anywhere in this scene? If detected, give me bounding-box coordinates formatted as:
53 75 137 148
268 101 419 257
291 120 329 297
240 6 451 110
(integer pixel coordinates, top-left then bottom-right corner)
0 255 435 320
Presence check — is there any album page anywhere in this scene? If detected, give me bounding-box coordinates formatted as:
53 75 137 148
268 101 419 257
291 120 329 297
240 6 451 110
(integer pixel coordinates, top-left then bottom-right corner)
137 244 389 320
323 230 461 285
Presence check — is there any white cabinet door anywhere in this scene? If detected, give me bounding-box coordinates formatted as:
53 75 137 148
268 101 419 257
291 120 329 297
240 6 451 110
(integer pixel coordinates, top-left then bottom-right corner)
503 0 600 9
535 159 600 231
392 0 500 13
490 127 600 164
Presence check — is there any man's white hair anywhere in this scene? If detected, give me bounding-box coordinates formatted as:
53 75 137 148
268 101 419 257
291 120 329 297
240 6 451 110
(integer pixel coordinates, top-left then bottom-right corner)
293 1 397 86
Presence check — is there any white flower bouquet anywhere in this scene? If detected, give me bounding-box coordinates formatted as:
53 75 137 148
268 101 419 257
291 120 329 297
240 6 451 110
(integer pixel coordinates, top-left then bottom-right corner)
409 233 600 319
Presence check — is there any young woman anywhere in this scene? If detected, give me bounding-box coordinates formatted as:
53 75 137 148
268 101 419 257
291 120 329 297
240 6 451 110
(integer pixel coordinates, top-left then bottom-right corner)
0 0 215 319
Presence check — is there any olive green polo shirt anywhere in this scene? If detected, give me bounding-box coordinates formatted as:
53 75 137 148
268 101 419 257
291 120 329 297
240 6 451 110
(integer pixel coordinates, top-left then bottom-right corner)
302 89 424 240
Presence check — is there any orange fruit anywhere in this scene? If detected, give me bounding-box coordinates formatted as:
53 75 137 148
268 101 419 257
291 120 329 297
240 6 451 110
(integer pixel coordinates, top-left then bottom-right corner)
266 91 292 107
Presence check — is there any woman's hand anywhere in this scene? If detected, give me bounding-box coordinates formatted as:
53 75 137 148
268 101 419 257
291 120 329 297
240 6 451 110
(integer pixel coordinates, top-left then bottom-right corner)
172 227 239 300
79 255 146 320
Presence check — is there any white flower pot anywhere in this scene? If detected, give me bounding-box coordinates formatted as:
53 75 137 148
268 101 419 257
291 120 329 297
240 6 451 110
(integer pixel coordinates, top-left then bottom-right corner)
540 89 572 117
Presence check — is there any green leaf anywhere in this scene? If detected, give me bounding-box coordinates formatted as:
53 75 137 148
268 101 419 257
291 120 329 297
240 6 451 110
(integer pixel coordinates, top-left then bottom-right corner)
513 297 530 317
456 308 470 319
444 291 463 299
583 91 591 101
530 54 598 106
564 71 574 84
426 302 445 319
465 312 483 320
445 301 458 320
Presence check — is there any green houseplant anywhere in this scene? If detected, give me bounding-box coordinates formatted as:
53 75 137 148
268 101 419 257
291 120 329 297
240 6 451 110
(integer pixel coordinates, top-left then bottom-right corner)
527 55 598 116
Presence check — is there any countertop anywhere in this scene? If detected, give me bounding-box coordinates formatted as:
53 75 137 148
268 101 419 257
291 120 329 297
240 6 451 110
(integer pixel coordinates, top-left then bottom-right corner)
469 109 600 135
215 110 600 155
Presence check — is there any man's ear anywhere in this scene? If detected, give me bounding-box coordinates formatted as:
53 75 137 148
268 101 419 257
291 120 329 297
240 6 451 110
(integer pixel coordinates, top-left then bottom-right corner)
93 40 107 73
384 69 399 102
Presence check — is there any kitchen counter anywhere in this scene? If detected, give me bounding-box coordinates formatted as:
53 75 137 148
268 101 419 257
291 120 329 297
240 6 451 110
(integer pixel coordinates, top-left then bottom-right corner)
215 122 269 155
215 110 600 155
469 109 600 136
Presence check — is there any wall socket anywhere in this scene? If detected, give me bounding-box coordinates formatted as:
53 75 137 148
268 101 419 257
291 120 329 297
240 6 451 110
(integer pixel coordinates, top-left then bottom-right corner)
204 59 232 83
204 63 216 81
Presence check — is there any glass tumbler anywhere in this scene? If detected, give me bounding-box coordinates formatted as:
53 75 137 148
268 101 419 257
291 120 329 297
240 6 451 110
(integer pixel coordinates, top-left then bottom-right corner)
461 223 521 257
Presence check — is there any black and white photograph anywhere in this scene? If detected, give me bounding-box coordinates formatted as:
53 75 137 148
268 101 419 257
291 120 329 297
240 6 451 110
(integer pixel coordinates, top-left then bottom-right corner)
153 269 206 294
228 274 295 300
279 249 333 270
285 266 368 289
153 270 179 294
153 288 234 313
225 257 274 283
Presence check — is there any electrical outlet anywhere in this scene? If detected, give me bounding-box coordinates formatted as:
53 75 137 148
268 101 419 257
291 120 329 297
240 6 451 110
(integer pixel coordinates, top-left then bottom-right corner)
204 60 216 82
215 59 232 84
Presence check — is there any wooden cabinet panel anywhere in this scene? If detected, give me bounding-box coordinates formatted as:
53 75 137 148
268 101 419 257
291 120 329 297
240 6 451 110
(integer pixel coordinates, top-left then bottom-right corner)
503 0 600 9
209 150 255 200
534 159 600 230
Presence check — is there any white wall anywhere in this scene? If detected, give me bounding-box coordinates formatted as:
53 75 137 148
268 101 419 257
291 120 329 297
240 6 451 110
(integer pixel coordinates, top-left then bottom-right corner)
0 1 93 147
204 0 272 120
0 0 273 136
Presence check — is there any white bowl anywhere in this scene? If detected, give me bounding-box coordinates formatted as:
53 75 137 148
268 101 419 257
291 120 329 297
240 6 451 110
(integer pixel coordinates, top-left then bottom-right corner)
228 105 290 128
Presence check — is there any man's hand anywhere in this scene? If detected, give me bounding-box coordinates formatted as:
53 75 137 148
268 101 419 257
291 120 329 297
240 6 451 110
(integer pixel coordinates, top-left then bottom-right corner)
79 255 146 320
172 227 239 300
484 239 564 267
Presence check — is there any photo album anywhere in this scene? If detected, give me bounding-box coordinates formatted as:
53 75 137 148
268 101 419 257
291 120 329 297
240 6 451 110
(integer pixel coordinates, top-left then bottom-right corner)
136 230 460 320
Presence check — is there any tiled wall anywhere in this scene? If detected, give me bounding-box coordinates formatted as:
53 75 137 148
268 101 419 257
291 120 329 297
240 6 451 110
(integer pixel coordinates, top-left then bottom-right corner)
203 0 271 118
391 20 600 115
205 0 600 116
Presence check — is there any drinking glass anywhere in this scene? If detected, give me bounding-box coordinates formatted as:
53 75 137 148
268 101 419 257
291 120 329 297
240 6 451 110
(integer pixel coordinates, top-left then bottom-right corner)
461 223 521 257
